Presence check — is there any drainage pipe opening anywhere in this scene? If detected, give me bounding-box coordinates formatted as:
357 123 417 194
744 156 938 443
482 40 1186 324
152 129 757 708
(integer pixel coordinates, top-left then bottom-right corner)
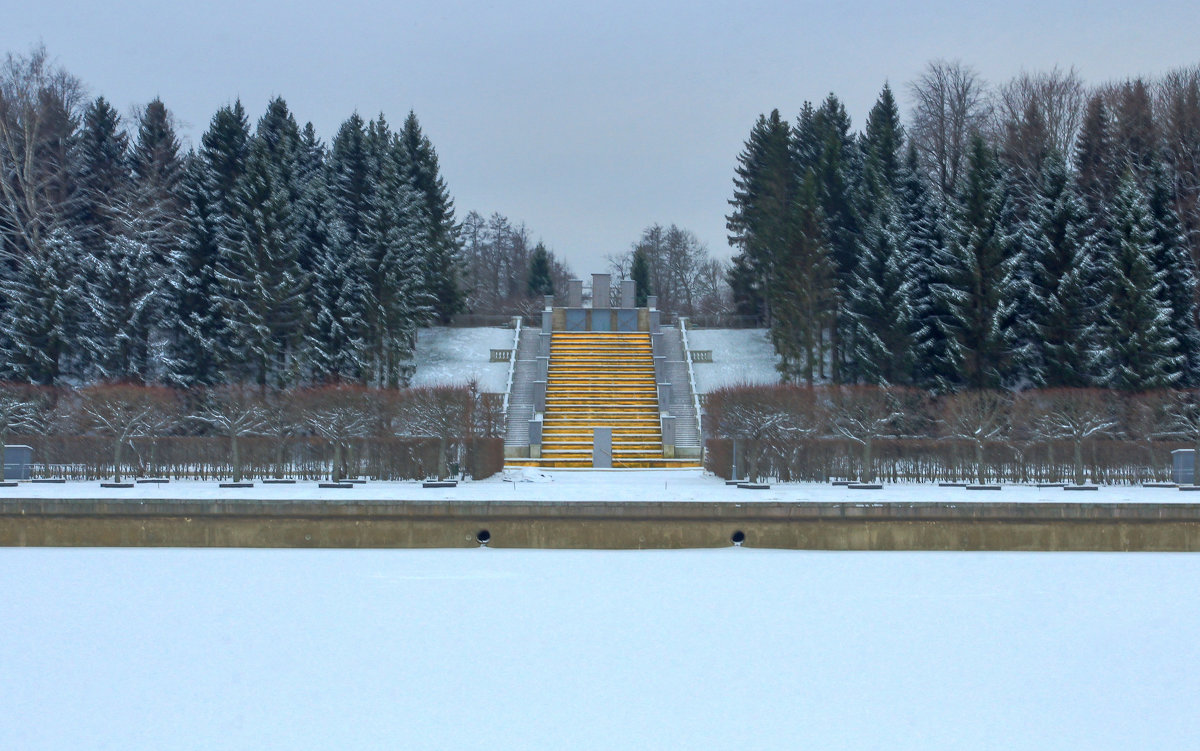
731 530 746 546
476 529 491 545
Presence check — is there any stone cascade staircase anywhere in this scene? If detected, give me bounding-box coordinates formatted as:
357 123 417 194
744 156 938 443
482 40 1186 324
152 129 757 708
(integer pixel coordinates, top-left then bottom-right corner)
503 327 540 449
659 327 701 454
506 331 701 469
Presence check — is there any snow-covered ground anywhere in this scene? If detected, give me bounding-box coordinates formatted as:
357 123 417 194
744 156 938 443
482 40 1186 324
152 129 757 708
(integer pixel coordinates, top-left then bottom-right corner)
1 547 1196 750
1 469 1198 502
685 328 781 393
409 325 515 393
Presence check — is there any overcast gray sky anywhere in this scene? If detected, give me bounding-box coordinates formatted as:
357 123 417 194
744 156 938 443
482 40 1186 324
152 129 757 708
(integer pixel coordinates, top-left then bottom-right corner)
4 0 1199 273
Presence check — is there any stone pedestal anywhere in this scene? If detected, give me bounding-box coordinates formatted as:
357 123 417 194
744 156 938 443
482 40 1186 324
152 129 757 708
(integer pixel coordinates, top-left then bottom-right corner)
592 274 610 308
620 280 635 308
593 427 612 468
567 279 583 307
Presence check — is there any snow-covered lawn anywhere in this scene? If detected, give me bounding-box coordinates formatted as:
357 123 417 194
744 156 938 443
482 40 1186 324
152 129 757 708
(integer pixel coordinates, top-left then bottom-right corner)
2 469 1198 503
410 326 515 393
1 547 1196 750
685 327 780 393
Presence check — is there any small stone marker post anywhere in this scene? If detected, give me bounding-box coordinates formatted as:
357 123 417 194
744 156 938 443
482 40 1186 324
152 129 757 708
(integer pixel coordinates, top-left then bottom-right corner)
593 427 613 468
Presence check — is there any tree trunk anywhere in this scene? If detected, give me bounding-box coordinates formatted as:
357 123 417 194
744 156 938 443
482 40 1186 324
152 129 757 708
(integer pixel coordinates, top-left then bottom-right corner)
0 431 6 482
231 434 242 483
437 438 448 480
1073 439 1084 485
113 440 123 483
274 440 285 479
332 441 343 482
975 440 985 485
862 438 873 483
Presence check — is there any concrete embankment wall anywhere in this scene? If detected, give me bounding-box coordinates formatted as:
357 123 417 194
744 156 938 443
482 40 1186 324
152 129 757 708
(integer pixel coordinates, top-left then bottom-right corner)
2 500 1200 551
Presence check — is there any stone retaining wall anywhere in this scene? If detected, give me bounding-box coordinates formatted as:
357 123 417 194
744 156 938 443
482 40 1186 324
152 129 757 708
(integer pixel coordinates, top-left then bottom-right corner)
3 500 1199 551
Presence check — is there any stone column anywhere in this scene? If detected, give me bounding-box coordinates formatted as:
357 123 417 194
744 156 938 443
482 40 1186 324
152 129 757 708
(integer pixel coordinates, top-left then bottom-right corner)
592 427 613 468
528 417 543 459
592 274 610 308
567 279 583 308
534 380 546 413
620 280 635 308
661 415 676 459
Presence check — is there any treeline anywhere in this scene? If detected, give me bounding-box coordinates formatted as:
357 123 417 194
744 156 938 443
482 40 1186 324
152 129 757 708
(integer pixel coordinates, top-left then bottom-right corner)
729 62 1200 391
0 381 504 482
461 211 574 316
0 46 467 389
607 224 729 317
705 383 1200 485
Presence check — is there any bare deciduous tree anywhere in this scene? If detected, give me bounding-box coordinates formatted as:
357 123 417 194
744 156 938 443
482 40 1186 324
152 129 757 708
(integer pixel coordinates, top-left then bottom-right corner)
394 385 472 479
908 59 991 196
824 386 906 483
193 384 268 483
0 45 86 262
1165 388 1200 486
79 383 172 482
0 383 44 481
1157 65 1200 272
300 385 371 482
993 67 1086 179
938 389 1011 484
1031 389 1119 485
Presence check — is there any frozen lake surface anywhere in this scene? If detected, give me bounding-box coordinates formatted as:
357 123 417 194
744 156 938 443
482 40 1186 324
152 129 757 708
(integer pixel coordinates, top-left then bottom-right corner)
1 548 1197 750
3 468 1198 503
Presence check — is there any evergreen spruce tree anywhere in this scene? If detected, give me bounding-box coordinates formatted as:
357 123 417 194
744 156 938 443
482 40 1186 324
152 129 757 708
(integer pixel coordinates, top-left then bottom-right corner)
399 112 463 322
164 102 250 386
330 113 372 247
932 136 1023 390
0 229 86 384
630 246 651 307
74 97 131 256
846 85 910 384
1025 151 1102 387
726 110 794 325
846 192 914 384
1145 159 1200 385
900 146 953 390
527 242 554 298
297 121 371 382
82 231 165 382
768 172 835 383
130 98 184 206
807 94 862 382
860 84 904 197
1096 174 1180 390
295 122 329 281
307 206 369 383
1074 94 1118 222
216 129 309 387
358 115 431 387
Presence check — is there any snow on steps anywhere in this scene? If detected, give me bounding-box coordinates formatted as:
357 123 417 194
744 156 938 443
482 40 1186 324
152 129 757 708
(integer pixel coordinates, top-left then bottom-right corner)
503 327 541 447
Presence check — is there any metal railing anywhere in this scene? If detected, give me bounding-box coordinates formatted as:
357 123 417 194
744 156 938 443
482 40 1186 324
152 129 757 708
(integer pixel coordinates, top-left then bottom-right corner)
678 318 705 456
501 317 522 421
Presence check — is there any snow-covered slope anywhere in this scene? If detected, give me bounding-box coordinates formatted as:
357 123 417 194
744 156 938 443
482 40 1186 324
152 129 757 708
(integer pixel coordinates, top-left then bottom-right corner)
685 328 780 393
3 547 1197 750
410 326 514 392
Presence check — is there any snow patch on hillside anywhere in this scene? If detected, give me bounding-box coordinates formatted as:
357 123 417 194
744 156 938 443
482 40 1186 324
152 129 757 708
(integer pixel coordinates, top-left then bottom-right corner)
685 328 780 393
410 326 515 392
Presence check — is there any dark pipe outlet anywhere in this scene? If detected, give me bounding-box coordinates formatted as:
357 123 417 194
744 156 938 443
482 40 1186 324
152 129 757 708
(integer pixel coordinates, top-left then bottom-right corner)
731 530 746 546
476 529 491 545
